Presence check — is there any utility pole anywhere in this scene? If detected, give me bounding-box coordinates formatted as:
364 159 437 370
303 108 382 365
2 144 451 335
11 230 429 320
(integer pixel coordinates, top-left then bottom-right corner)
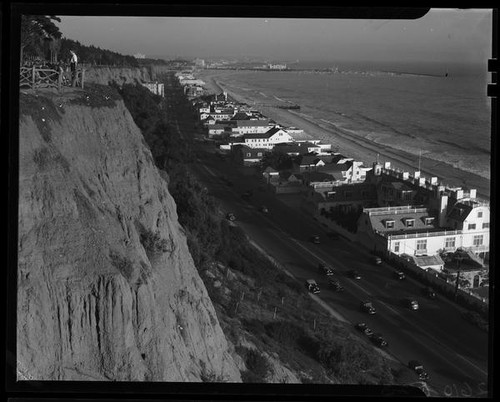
454 254 463 300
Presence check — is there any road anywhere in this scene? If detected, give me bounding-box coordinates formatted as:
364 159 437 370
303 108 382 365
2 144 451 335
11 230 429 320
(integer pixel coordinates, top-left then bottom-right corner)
189 146 489 397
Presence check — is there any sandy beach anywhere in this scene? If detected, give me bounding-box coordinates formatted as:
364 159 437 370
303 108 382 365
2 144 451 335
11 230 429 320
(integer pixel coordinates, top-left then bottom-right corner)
197 69 491 200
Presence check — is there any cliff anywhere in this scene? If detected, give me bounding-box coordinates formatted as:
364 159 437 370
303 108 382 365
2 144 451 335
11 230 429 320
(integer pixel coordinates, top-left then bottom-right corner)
17 86 241 381
84 65 174 86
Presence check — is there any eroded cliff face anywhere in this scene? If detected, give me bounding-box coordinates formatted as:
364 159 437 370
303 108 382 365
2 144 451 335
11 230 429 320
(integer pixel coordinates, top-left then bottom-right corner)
17 88 241 381
83 65 173 86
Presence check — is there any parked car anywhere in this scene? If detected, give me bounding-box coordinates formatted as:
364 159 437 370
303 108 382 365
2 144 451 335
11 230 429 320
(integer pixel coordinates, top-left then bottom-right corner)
408 360 430 381
371 333 388 347
360 300 376 314
260 205 269 213
226 213 236 221
355 322 374 337
421 287 437 299
310 235 321 244
305 279 320 294
328 278 344 292
394 270 406 280
372 256 382 265
404 298 419 310
349 270 362 280
318 263 334 276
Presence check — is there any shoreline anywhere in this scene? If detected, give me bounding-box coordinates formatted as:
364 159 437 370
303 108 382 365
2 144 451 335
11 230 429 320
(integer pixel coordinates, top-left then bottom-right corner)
198 70 490 201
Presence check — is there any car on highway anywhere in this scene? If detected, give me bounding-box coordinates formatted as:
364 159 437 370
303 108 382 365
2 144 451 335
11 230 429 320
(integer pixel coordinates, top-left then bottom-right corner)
226 213 236 221
360 300 376 314
305 279 320 294
404 298 419 310
328 278 344 292
318 263 334 276
371 333 388 347
349 270 362 280
310 235 321 244
355 322 374 337
394 270 406 280
421 287 437 299
408 360 430 381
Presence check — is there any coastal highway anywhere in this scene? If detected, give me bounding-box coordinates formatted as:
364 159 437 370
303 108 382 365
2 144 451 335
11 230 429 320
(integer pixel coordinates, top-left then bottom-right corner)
188 147 489 397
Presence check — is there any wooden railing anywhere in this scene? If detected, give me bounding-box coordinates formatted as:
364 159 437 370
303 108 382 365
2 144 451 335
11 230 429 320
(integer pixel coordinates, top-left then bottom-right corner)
19 66 85 91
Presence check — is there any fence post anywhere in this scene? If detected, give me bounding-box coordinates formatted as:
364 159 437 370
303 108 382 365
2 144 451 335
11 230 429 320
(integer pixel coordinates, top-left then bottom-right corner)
81 68 85 89
58 71 62 91
273 307 277 319
32 66 36 89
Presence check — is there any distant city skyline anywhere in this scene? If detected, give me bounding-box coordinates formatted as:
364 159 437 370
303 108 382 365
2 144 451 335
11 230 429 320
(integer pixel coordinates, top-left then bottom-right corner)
55 9 492 65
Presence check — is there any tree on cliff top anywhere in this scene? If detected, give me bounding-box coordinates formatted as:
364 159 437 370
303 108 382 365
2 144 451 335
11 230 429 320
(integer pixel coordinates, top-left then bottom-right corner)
20 15 61 62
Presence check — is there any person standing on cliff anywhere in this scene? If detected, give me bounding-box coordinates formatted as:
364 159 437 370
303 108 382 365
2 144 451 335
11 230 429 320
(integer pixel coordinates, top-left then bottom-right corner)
69 50 78 87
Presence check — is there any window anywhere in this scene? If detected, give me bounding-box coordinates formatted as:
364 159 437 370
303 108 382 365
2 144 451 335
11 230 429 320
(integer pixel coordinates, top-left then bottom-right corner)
385 220 395 229
416 239 427 252
401 191 412 201
257 152 263 157
468 223 476 230
483 222 490 229
246 153 251 157
473 235 483 247
394 242 400 253
445 237 455 249
405 218 415 227
327 191 336 199
477 211 483 218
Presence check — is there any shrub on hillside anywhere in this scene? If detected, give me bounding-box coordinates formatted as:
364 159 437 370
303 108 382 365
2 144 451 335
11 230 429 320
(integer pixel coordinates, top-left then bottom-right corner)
238 347 271 383
140 230 171 253
265 321 307 348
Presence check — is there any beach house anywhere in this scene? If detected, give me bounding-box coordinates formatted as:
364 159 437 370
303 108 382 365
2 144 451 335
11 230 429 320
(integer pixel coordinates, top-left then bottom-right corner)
241 127 294 149
356 199 489 265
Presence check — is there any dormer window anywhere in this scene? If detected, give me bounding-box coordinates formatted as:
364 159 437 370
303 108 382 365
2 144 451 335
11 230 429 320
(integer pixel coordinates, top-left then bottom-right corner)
424 217 434 225
405 218 415 227
385 220 395 229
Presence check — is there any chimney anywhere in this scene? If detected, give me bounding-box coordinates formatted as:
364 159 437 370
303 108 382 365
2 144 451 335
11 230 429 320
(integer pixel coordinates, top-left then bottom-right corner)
455 189 464 200
419 177 426 186
414 171 421 179
403 172 409 180
430 177 438 185
384 162 391 169
469 189 477 199
438 194 449 227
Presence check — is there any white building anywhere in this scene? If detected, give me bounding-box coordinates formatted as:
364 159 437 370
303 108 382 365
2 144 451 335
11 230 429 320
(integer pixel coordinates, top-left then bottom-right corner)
357 201 489 261
142 81 165 97
242 127 294 149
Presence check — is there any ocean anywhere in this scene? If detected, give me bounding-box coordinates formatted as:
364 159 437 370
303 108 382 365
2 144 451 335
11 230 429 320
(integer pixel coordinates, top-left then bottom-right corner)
198 60 491 183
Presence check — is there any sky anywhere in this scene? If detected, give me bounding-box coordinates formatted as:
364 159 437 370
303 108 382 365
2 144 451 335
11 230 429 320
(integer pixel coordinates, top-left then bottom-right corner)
54 8 492 65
